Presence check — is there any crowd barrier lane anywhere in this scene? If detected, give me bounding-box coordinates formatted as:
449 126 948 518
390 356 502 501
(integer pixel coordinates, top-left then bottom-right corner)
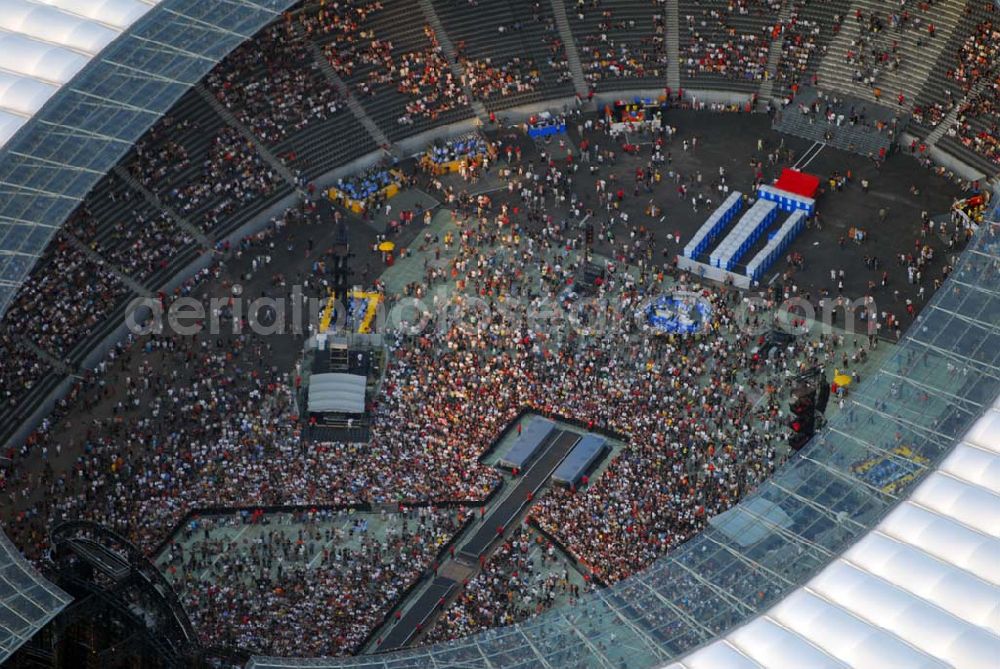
150 495 498 560
359 512 476 653
525 517 609 588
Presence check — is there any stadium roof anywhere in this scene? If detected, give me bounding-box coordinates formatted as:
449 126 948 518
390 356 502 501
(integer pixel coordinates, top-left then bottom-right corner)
247 216 1000 669
0 0 296 321
670 395 1000 669
0 529 71 663
0 0 163 148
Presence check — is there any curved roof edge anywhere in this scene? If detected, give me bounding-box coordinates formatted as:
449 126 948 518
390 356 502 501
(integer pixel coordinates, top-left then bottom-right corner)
668 197 1000 669
0 0 165 148
0 528 72 664
0 0 297 320
669 393 1000 669
248 214 1000 668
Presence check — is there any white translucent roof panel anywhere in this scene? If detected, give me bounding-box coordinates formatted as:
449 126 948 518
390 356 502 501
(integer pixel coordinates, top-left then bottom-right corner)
843 534 1000 633
809 562 1000 669
0 32 90 83
0 111 23 146
878 504 1000 585
938 443 1000 493
909 471 1000 536
0 71 57 116
29 0 156 29
768 590 948 669
669 641 761 669
0 0 160 150
728 618 848 669
673 388 1000 669
0 0 119 54
966 403 1000 453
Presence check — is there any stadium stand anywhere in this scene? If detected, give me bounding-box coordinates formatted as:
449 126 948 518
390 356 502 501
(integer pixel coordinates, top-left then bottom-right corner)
570 0 673 90
432 0 575 110
0 0 997 666
772 0 851 95
679 0 781 92
317 0 476 141
812 0 968 110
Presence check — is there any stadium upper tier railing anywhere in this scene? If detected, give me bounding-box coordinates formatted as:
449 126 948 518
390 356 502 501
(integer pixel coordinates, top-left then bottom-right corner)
0 0 297 320
247 214 1000 669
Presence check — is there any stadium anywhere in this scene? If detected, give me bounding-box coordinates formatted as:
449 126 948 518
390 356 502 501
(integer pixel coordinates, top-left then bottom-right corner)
0 0 997 668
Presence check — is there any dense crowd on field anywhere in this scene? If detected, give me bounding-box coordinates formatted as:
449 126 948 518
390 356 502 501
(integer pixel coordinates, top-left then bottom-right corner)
0 0 989 659
424 524 586 643
2 105 971 655
160 507 464 655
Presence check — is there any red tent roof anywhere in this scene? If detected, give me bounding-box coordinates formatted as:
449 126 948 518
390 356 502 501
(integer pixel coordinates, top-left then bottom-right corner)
774 168 820 199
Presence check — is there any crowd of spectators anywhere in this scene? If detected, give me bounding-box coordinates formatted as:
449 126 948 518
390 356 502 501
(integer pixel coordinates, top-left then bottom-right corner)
544 32 575 85
0 239 126 361
576 1 671 83
773 2 844 93
461 55 541 101
0 13 980 653
682 0 779 84
949 82 1000 165
174 127 282 232
0 107 967 652
0 333 48 417
942 18 1000 165
841 1 938 91
67 198 192 285
424 524 585 643
207 17 343 146
129 117 283 235
396 27 469 125
314 2 469 127
161 507 463 655
313 0 388 79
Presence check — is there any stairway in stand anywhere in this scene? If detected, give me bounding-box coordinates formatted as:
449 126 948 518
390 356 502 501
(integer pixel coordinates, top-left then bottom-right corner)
303 37 392 152
417 0 490 123
666 0 681 91
923 78 990 147
60 231 151 297
196 84 302 190
814 0 968 110
111 165 213 251
758 0 797 106
550 0 590 98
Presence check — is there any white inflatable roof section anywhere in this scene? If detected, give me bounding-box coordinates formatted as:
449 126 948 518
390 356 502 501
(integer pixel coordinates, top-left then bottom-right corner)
0 110 27 146
0 0 160 148
670 395 1000 669
0 71 58 116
